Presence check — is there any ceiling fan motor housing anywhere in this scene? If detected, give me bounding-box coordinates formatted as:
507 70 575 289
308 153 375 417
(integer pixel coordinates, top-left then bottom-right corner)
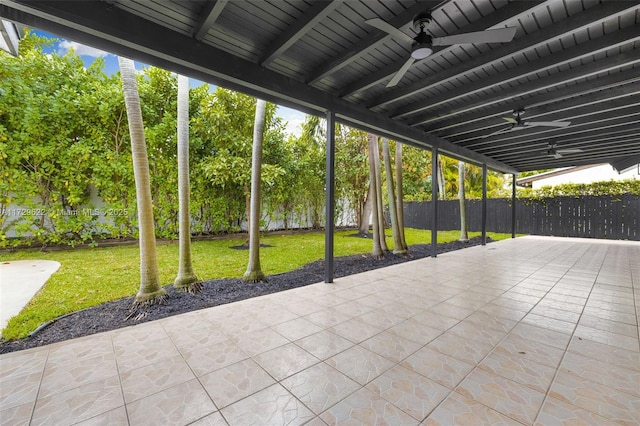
411 12 434 59
411 31 433 59
413 12 432 30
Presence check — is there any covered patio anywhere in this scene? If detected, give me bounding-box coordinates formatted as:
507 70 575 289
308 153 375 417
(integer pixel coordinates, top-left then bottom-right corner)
1 236 638 425
1 1 639 424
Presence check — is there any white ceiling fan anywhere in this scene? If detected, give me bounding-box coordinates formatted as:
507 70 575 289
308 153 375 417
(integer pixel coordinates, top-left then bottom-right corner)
366 12 517 87
546 142 583 159
485 108 572 138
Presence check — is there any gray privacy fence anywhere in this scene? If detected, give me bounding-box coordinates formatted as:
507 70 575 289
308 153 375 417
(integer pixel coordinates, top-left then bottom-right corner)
404 195 639 241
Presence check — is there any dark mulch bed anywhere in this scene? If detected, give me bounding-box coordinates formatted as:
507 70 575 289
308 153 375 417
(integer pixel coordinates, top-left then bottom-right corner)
0 237 491 354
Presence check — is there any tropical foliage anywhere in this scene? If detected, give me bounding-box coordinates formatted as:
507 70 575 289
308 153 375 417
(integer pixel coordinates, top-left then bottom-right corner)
519 179 640 198
2 33 570 249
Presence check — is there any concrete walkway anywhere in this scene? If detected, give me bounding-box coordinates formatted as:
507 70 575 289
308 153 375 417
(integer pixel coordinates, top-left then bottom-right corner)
0 236 638 425
0 260 60 336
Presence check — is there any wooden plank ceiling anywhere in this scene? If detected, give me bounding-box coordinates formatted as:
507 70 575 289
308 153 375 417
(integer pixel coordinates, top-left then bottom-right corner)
1 0 639 173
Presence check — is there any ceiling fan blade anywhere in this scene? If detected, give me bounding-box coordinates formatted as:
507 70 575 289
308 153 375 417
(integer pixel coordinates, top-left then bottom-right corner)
483 126 513 138
557 148 584 154
365 18 414 44
524 121 571 128
432 27 517 46
503 117 518 124
387 57 415 87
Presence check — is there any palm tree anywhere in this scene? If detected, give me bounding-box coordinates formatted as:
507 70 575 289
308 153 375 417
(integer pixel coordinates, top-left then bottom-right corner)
367 134 383 259
371 135 388 252
382 138 407 255
174 74 201 292
243 99 267 282
395 142 408 250
118 56 166 305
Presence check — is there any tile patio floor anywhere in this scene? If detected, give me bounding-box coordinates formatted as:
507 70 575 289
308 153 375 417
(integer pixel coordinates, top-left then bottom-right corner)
1 236 639 425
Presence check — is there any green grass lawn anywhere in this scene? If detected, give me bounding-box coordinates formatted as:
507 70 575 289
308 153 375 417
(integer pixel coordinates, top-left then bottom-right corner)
0 228 517 340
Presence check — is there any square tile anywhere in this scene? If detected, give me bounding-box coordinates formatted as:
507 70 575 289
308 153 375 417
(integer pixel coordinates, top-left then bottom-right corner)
271 317 323 341
0 402 36 426
0 348 48 381
456 368 545 425
427 332 494 365
0 371 41 411
31 376 124 426
495 334 565 369
281 362 361 415
560 351 640 397
359 330 422 363
221 383 314 426
479 347 556 393
549 370 640 425
386 318 443 345
567 336 640 372
200 358 275 409
305 307 353 328
120 353 196 403
401 346 474 390
509 323 572 350
366 365 450 421
233 328 289 357
294 329 354 360
424 391 521 426
328 317 383 344
319 387 417 425
182 338 249 376
573 325 639 352
356 310 406 330
39 352 118 398
125 378 217 425
253 342 319 380
74 406 129 425
326 345 394 385
535 396 620 426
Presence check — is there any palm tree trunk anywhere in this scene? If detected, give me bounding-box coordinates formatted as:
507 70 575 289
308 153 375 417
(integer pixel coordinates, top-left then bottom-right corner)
371 135 388 252
437 157 446 201
395 142 408 250
358 183 374 236
243 99 267 282
174 74 200 292
118 56 166 304
366 134 383 259
459 161 469 241
382 138 406 255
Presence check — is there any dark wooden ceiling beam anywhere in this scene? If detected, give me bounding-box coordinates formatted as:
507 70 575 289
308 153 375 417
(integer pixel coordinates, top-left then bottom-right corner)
468 112 640 153
611 155 640 173
489 130 640 160
339 0 545 99
426 69 640 135
508 145 640 172
305 0 441 86
391 26 640 120
370 1 639 111
443 82 640 141
260 0 342 67
192 0 228 41
407 50 640 127
453 97 640 145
